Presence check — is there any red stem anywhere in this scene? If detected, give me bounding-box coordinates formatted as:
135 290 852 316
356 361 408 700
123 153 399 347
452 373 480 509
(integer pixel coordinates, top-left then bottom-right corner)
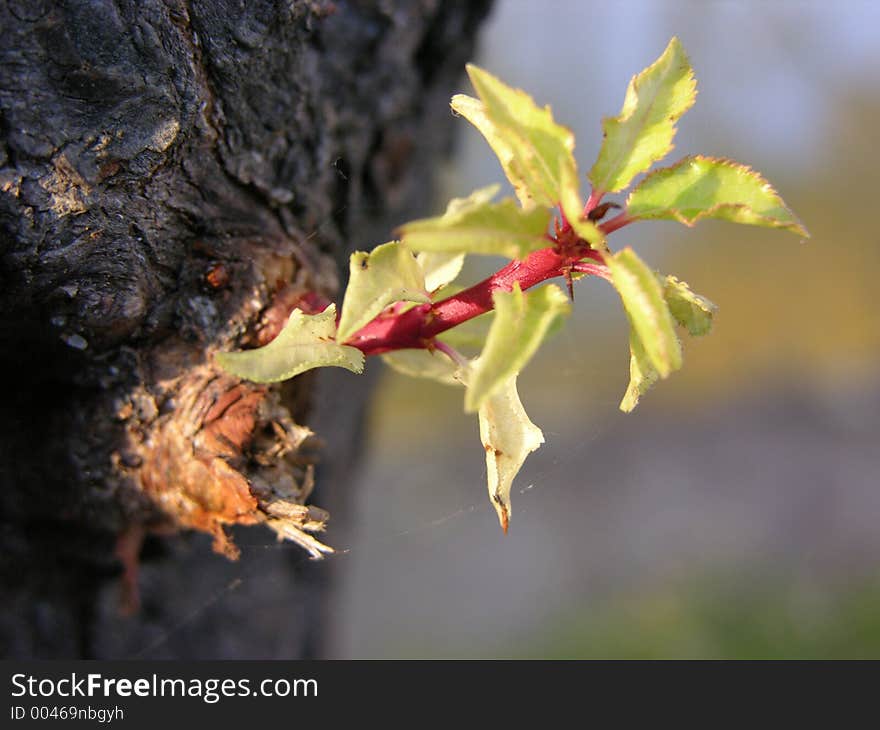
345 246 606 356
599 211 633 235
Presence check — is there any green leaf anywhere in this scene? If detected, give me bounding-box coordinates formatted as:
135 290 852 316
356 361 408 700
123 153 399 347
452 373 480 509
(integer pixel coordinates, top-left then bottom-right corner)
381 348 462 386
449 95 520 197
663 275 717 336
477 375 544 533
606 248 681 378
437 310 495 353
619 328 660 413
417 251 465 294
337 241 430 344
558 156 607 250
465 283 570 413
614 268 714 411
451 64 576 209
589 37 696 194
626 156 808 236
216 305 364 383
399 186 552 261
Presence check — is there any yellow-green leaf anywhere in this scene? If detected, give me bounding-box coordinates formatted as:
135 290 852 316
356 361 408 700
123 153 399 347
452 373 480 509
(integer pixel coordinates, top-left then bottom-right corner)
626 156 808 236
337 241 430 343
619 327 660 412
450 94 522 199
452 64 576 209
606 248 681 378
399 186 552 260
216 305 364 383
381 348 461 386
663 275 716 336
436 311 494 355
417 251 465 294
477 374 544 533
465 283 570 413
589 37 696 194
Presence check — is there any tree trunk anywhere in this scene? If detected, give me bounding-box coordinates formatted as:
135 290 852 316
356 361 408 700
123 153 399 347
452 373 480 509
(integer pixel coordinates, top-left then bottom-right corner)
0 0 491 658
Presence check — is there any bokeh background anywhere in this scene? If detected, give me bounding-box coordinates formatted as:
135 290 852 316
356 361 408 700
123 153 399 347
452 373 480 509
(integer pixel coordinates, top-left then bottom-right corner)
327 0 880 658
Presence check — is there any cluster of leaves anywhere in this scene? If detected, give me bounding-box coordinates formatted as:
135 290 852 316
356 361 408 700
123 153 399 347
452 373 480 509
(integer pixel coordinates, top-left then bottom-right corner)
218 38 806 536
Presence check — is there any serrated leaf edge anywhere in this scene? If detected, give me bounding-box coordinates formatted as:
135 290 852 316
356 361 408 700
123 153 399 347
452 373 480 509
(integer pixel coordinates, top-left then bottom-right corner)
605 248 682 378
216 305 365 383
398 193 552 261
457 64 577 209
591 37 697 194
627 155 809 237
662 274 717 337
337 242 430 343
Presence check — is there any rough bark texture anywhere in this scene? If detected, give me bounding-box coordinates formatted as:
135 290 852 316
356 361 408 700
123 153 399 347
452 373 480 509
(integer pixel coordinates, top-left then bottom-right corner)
0 0 491 658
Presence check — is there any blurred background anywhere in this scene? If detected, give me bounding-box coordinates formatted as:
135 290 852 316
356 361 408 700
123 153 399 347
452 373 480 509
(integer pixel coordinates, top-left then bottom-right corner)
327 0 880 658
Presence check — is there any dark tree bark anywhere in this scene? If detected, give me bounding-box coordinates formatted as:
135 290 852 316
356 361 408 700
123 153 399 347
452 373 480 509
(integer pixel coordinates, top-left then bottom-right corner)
0 0 491 658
